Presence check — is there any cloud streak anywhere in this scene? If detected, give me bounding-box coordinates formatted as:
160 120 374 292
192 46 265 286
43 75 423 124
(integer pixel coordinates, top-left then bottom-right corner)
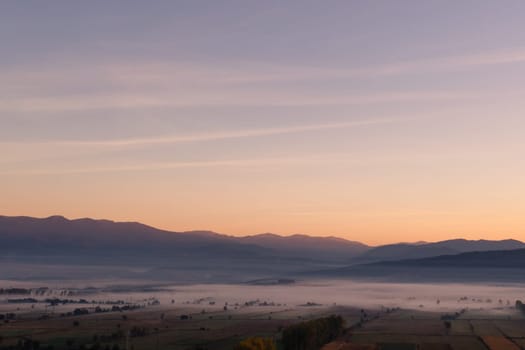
0 47 523 113
0 154 349 176
3 47 525 88
0 90 471 112
0 147 510 176
0 117 413 148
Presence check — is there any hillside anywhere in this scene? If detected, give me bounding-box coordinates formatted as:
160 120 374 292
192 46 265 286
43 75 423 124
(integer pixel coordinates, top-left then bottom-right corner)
352 239 525 263
0 215 369 261
308 248 525 283
0 215 364 282
380 248 525 268
2 215 524 283
240 233 369 261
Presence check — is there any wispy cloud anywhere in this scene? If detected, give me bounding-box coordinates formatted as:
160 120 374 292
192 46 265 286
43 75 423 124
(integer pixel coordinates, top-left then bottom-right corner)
0 117 414 148
4 47 525 88
1 146 512 176
0 90 471 112
0 154 347 176
1 47 523 112
326 48 525 79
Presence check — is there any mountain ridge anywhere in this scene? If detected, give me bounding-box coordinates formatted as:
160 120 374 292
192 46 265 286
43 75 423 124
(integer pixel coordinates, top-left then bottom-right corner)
306 247 525 283
0 215 367 263
351 238 525 264
3 214 521 249
2 214 525 283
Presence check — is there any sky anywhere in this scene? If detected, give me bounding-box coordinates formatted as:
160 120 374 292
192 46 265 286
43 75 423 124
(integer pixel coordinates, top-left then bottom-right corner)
1 1 525 245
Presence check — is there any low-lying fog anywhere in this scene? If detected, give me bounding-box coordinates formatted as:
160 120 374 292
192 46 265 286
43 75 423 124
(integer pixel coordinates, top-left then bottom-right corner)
2 280 524 313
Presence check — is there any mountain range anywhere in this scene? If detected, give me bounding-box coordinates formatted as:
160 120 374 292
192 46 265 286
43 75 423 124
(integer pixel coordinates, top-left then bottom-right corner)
1 215 524 283
309 248 525 283
0 215 368 262
352 238 525 263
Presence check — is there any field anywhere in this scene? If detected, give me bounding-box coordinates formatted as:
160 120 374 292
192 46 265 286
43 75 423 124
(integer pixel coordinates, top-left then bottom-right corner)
327 308 525 350
2 281 525 350
0 300 362 350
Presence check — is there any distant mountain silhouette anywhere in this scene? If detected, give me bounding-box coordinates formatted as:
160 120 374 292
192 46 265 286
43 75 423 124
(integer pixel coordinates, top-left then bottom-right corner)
0 215 367 281
1 215 524 282
307 248 525 283
352 239 525 264
240 233 369 261
0 215 263 257
0 215 367 260
378 248 525 268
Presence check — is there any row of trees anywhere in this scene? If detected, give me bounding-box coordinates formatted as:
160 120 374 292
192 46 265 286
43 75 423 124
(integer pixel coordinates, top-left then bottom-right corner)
0 288 31 295
234 315 345 350
281 315 345 350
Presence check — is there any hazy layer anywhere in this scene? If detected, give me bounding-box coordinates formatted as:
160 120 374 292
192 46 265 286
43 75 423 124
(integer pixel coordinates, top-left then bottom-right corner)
2 280 523 313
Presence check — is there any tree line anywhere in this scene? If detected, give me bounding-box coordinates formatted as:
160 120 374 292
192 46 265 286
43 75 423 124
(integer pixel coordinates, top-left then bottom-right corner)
281 315 345 350
234 315 345 350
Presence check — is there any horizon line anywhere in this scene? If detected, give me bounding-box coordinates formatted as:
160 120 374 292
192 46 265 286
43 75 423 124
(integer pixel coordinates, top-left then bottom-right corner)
1 213 522 247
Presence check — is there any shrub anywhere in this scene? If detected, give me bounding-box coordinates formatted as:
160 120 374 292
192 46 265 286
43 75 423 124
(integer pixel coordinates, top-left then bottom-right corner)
234 337 276 350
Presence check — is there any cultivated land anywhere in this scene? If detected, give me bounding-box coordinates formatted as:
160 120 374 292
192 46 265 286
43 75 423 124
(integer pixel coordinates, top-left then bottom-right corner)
0 297 361 350
2 281 525 350
328 308 525 350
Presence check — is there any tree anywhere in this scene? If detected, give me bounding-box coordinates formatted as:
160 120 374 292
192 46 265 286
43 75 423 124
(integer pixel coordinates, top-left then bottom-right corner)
281 315 345 350
516 300 525 313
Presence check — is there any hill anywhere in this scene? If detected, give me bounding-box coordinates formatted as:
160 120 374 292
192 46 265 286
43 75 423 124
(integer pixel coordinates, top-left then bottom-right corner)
380 248 525 268
240 233 369 261
0 215 365 282
2 215 524 283
352 239 525 264
308 248 525 283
